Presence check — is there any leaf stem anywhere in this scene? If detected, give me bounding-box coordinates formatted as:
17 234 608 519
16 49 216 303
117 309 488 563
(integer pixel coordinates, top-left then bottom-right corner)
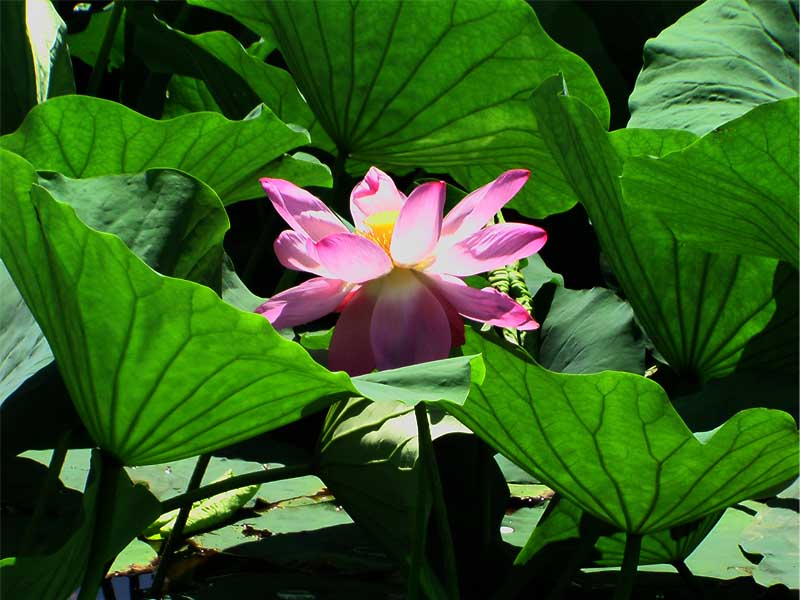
407 434 430 600
22 428 72 553
86 0 125 96
150 454 211 595
415 402 460 600
77 451 123 600
544 526 600 600
159 462 314 513
612 533 642 600
674 559 704 596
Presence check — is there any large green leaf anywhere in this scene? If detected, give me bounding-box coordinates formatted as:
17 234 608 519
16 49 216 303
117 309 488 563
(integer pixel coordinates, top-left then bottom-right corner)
0 0 74 134
0 166 231 457
622 97 799 268
628 0 799 135
0 95 330 204
189 0 609 219
1 451 160 599
0 150 358 465
438 330 798 534
532 77 797 380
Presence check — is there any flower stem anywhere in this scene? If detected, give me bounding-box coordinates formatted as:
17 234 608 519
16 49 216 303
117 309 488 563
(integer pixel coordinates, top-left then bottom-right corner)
150 454 211 595
86 1 125 97
159 462 314 513
407 437 430 600
414 402 460 599
612 533 642 600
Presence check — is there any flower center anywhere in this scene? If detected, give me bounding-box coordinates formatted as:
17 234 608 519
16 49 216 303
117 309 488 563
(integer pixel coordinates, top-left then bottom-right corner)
360 209 399 254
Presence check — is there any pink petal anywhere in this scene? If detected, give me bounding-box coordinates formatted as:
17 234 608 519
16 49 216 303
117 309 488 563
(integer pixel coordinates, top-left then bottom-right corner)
370 270 452 370
427 222 547 277
316 232 393 283
426 281 466 347
256 277 350 329
350 166 406 230
274 230 326 275
428 274 539 330
390 181 445 266
261 178 348 242
440 170 530 246
328 285 379 376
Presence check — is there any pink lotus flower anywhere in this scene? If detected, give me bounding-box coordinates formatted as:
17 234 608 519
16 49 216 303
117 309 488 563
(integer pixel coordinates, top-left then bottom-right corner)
257 167 547 376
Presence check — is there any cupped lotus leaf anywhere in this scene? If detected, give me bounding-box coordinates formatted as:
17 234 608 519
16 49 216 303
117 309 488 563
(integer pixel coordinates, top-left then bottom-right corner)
622 97 799 268
628 0 799 135
533 76 797 380
437 330 798 534
0 150 357 465
0 95 330 204
189 0 609 219
1 167 230 449
37 169 230 289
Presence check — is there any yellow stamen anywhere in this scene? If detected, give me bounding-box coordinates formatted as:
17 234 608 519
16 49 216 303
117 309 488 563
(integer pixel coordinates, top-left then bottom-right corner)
360 209 399 254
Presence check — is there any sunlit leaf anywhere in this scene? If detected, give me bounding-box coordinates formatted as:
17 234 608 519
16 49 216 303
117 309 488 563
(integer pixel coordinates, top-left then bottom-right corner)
622 97 799 268
1 0 74 134
533 76 797 380
438 330 798 534
0 95 330 204
189 0 609 219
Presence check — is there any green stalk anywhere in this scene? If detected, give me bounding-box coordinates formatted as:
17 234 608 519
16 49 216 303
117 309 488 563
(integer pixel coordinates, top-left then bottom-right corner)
674 559 704 596
544 528 601 600
86 1 125 96
415 403 460 600
159 462 313 513
407 438 430 600
150 454 211 595
22 428 72 553
612 533 642 600
77 451 123 600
